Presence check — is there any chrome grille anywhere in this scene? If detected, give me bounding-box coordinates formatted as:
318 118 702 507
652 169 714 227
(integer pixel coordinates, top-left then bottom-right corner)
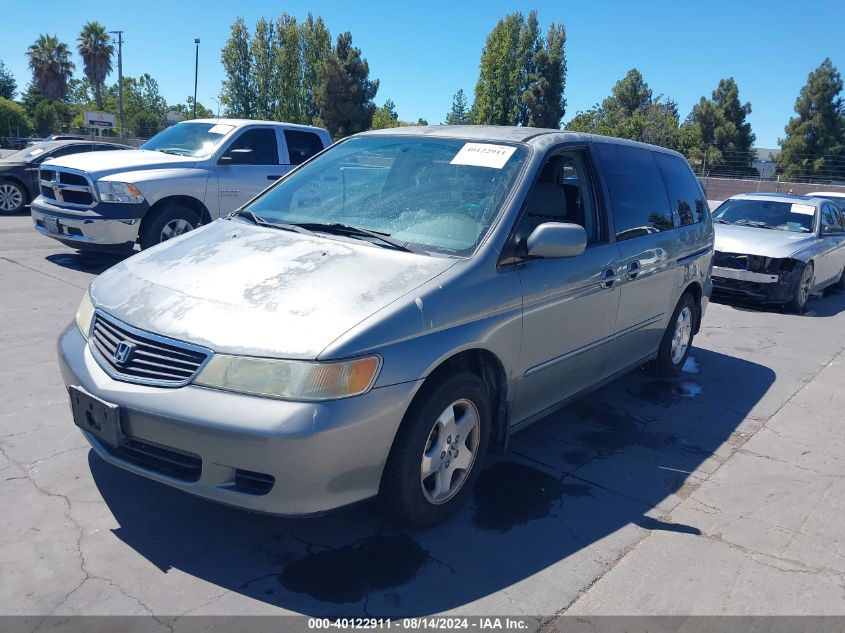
39 166 96 207
89 311 211 387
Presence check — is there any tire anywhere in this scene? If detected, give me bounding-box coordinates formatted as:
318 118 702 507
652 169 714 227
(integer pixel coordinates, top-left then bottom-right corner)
0 180 27 214
139 205 200 250
381 371 491 527
648 292 697 378
834 265 845 291
786 261 814 313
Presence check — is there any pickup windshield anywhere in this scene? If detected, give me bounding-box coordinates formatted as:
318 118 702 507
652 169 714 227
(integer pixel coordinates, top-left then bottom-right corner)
245 136 527 256
140 122 234 157
713 199 816 233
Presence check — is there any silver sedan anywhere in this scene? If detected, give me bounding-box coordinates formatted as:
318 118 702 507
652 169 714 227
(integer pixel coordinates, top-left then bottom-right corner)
712 193 845 311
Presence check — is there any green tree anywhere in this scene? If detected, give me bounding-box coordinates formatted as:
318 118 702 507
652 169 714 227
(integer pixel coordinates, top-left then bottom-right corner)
777 58 845 181
300 13 331 125
522 22 566 127
0 98 32 137
445 88 471 125
170 96 214 119
0 61 17 100
371 99 399 129
680 78 756 175
566 68 679 149
315 32 379 138
77 22 113 111
473 11 566 127
610 68 652 116
27 34 75 102
472 12 525 125
250 17 275 119
33 100 59 135
221 17 253 118
273 13 304 122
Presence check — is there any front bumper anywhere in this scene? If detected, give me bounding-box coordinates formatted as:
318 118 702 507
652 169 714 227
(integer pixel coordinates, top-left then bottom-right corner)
58 324 422 515
32 196 146 252
712 265 799 303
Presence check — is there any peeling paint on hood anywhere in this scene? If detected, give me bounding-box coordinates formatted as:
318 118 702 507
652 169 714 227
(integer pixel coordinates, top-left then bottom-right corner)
90 219 458 359
714 224 816 259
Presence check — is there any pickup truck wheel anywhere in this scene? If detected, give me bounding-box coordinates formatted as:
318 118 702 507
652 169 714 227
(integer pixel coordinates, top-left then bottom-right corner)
0 181 26 214
649 292 696 378
139 205 199 250
381 371 491 527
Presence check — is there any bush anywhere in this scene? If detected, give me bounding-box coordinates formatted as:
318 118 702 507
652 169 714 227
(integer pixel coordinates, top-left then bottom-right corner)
0 98 33 139
33 101 59 136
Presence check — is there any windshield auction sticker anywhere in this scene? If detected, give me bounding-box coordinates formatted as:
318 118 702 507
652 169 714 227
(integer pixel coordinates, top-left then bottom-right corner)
790 203 816 216
451 143 517 169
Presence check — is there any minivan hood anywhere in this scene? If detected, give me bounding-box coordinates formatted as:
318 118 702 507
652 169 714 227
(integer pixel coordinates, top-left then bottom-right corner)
714 224 816 259
43 149 197 179
90 220 457 359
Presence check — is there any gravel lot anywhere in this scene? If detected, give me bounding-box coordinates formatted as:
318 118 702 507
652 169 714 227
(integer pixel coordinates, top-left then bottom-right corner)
2 211 844 623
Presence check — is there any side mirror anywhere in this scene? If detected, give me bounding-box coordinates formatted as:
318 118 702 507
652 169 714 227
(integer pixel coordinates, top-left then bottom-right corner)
823 224 844 235
219 148 254 165
525 222 587 259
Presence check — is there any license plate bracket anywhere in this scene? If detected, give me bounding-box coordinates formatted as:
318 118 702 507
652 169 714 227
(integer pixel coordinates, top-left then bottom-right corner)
44 216 61 234
69 386 123 447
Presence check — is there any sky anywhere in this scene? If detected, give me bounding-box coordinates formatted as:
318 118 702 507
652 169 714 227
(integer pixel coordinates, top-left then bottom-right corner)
2 0 844 148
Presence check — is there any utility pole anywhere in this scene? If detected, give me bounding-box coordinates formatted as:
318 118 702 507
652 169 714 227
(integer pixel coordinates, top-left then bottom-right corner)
193 38 200 119
109 30 124 133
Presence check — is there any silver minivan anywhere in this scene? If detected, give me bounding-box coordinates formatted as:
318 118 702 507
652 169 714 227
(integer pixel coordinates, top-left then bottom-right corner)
59 127 714 526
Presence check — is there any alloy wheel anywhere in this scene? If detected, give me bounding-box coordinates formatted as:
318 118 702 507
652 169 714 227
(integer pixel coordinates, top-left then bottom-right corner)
670 306 693 365
797 264 813 308
160 218 193 242
0 184 23 212
420 398 480 504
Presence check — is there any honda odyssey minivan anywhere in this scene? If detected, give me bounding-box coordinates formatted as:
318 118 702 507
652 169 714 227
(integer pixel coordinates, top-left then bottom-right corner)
59 126 714 526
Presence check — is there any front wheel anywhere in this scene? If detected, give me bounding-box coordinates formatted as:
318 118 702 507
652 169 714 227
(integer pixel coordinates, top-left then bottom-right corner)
139 205 200 250
786 261 813 313
381 371 491 527
649 293 697 378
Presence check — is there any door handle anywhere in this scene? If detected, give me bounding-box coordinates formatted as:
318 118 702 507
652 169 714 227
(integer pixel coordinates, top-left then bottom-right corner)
266 174 282 180
599 268 617 289
625 261 641 280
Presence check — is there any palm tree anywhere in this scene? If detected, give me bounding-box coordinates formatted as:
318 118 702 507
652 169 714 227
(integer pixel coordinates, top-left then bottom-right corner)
26 34 75 102
77 22 113 110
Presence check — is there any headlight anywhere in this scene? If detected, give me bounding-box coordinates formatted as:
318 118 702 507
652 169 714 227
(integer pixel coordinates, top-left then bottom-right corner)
97 181 145 204
193 355 382 401
75 290 94 338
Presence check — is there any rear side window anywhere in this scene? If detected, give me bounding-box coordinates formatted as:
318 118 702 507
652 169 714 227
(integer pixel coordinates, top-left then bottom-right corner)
654 152 708 227
284 130 325 165
227 128 279 165
594 143 672 241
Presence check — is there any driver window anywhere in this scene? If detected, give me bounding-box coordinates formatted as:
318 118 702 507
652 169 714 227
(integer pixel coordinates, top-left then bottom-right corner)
822 204 837 231
225 128 279 165
520 150 601 244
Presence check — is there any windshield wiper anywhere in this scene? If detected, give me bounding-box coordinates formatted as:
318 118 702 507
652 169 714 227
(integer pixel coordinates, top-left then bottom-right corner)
732 219 777 230
713 218 732 224
229 209 315 235
293 222 428 255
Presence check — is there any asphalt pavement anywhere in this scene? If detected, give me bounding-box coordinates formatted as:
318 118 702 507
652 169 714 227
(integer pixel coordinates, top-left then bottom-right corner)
1 211 844 624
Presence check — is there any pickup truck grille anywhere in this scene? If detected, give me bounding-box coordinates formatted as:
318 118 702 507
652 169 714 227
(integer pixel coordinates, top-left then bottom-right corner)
89 311 212 387
39 167 96 207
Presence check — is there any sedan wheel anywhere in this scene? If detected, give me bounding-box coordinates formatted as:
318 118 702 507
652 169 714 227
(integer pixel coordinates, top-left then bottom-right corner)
420 398 480 504
787 262 814 313
0 182 25 214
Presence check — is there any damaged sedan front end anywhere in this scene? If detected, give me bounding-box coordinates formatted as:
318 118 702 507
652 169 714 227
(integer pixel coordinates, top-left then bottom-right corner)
711 251 804 304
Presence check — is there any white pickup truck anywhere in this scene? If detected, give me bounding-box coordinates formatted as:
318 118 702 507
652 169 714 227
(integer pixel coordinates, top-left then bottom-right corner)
31 119 332 253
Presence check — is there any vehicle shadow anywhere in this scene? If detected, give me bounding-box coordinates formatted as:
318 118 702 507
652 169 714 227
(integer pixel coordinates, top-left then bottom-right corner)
712 286 845 318
89 347 774 617
45 251 132 275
